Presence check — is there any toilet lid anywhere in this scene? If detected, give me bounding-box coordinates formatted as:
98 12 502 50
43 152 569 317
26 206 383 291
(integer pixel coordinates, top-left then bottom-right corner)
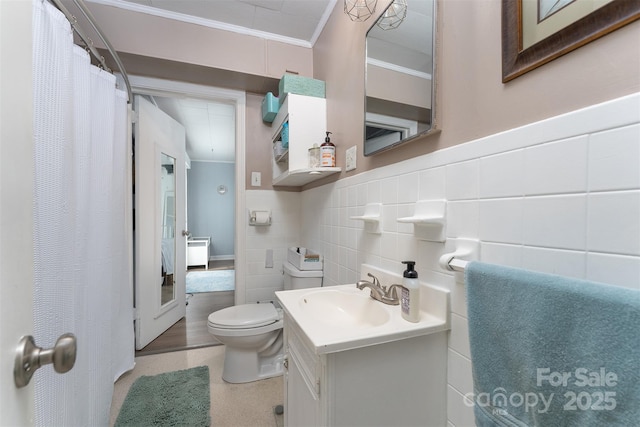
208 303 280 329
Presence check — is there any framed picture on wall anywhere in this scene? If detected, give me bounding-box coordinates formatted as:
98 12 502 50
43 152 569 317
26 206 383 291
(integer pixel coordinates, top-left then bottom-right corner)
501 0 640 82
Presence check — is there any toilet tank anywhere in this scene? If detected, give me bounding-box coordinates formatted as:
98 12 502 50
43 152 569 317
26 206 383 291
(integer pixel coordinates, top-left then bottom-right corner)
283 261 323 290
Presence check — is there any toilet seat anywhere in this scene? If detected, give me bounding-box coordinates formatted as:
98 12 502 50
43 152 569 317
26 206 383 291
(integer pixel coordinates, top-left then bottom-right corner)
208 303 281 329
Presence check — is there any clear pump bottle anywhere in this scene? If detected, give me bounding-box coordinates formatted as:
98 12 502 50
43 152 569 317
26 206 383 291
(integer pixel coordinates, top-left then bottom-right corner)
401 261 420 323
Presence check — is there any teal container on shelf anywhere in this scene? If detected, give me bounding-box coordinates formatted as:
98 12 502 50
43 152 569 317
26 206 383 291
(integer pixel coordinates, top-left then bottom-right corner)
281 122 289 149
261 92 279 123
278 75 325 105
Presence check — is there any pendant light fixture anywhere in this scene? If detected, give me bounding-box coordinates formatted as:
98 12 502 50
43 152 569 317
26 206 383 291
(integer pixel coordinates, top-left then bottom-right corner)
376 0 407 30
344 0 378 22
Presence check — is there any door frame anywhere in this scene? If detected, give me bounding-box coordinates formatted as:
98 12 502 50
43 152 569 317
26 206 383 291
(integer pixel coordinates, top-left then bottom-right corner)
0 0 35 423
128 75 247 305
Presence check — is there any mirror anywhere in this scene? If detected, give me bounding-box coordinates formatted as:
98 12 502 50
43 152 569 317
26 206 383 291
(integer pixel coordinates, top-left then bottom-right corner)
364 0 436 156
160 153 176 306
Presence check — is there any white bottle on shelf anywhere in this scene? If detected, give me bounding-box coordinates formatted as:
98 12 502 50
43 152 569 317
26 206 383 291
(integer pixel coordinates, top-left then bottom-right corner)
401 261 420 323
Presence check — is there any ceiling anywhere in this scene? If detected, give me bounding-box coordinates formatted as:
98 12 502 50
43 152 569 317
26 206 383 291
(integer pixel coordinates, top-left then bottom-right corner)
96 0 337 46
90 0 335 162
148 95 237 162
88 1 430 163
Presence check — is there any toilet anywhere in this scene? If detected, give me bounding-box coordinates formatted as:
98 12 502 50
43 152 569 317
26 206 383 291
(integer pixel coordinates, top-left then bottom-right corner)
207 261 323 383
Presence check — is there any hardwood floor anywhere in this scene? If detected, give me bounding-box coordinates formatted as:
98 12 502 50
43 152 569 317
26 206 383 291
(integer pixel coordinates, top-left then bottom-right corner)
136 260 235 357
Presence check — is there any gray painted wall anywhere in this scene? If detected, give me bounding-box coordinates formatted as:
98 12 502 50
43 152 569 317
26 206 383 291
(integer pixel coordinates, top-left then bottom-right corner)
187 161 235 259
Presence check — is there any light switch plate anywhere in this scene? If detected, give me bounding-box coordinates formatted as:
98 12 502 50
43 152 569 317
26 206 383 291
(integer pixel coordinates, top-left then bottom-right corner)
251 171 261 186
345 146 357 171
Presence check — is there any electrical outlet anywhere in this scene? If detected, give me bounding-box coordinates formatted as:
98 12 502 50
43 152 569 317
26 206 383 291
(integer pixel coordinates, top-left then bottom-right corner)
345 146 357 171
251 171 261 186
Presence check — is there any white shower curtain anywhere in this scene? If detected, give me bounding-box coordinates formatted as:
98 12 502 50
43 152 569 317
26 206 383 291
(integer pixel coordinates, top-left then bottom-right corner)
32 1 134 425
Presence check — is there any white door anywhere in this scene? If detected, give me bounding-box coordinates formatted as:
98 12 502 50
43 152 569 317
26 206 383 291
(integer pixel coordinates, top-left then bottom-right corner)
135 95 187 350
1 1 35 423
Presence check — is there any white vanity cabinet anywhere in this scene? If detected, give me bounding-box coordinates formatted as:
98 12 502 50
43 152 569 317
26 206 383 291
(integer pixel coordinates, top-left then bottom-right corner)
271 93 340 187
283 312 448 427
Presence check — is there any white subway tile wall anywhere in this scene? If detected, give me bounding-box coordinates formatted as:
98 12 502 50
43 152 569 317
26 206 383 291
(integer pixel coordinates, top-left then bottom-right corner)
244 190 301 303
588 124 640 191
245 93 640 426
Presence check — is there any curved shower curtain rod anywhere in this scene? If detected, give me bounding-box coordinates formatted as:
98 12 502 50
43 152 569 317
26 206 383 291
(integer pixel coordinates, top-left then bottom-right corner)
48 0 133 105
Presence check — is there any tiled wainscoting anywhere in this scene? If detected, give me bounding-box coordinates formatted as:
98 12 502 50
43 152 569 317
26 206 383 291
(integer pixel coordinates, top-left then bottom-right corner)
246 93 639 426
244 190 302 303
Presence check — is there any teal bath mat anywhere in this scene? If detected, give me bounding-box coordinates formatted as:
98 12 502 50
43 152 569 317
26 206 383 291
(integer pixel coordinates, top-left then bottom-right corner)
115 366 210 426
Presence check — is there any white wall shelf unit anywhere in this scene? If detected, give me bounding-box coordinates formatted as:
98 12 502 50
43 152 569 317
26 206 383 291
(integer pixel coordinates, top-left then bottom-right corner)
273 167 341 186
397 200 447 242
271 94 340 187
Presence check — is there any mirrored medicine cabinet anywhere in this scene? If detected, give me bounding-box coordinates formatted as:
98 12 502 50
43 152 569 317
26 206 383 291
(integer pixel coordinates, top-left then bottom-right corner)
364 0 436 156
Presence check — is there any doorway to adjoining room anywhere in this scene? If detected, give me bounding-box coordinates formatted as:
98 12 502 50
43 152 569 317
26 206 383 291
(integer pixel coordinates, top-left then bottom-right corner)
135 92 238 356
186 157 236 296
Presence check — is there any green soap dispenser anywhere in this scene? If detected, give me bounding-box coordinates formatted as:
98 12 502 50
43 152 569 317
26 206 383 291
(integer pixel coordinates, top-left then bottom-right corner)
401 261 420 323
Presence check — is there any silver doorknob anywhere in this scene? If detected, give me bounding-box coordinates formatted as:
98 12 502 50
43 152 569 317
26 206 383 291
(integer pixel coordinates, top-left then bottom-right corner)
14 333 77 388
182 230 190 237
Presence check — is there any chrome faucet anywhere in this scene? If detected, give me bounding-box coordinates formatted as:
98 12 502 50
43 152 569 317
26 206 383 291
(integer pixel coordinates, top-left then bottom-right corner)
386 284 404 302
356 273 400 305
356 275 385 299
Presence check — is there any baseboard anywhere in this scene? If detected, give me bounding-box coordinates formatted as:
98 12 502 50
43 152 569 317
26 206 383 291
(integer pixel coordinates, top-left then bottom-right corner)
209 255 235 261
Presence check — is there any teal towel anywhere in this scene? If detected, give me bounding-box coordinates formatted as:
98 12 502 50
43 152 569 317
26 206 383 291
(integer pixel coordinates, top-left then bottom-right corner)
465 262 640 427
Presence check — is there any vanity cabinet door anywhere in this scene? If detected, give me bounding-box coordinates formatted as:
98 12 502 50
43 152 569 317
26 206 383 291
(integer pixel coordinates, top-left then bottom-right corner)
286 345 320 426
284 316 323 426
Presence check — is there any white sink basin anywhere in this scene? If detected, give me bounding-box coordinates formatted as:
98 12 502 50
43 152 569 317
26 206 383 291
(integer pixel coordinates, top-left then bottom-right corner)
298 289 390 328
276 267 450 355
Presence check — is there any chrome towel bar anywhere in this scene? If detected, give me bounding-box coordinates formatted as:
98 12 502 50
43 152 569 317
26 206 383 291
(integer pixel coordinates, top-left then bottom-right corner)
447 257 468 272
